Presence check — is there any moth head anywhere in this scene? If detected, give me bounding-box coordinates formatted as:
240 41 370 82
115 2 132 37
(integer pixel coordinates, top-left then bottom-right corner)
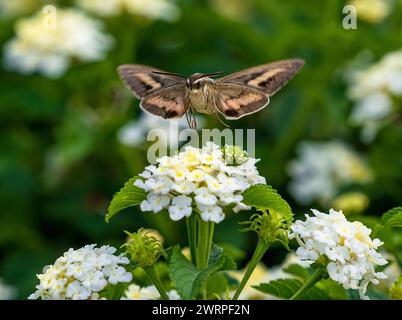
186 71 223 92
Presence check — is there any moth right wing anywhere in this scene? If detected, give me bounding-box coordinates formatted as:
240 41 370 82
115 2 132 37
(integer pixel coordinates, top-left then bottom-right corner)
140 84 189 119
117 64 183 99
219 59 304 96
214 83 269 120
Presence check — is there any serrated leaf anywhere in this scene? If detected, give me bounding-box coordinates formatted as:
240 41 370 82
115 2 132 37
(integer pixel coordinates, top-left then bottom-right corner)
168 245 235 299
381 207 402 229
253 278 329 300
242 184 293 223
373 207 402 239
283 264 310 279
106 177 146 222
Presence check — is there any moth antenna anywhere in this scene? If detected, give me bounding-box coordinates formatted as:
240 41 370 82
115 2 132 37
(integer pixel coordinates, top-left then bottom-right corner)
152 71 187 78
202 71 224 78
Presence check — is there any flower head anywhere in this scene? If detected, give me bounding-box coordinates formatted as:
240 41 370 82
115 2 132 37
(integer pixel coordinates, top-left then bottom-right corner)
135 143 266 223
289 209 388 299
29 244 132 300
288 141 371 205
3 9 113 78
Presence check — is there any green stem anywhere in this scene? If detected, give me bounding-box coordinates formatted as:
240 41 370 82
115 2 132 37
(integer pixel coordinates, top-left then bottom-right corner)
290 268 323 300
232 238 270 300
144 265 169 300
186 214 198 266
196 218 215 270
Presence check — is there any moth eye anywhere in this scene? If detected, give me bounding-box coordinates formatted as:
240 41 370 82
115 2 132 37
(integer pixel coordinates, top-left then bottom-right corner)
193 82 201 90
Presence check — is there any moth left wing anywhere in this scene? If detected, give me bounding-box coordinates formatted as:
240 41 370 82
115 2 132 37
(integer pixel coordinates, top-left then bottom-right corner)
140 84 188 119
214 83 269 120
219 59 304 96
117 64 183 99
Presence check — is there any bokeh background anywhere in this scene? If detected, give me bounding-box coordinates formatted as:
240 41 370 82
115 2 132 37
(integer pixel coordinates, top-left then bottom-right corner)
0 0 401 299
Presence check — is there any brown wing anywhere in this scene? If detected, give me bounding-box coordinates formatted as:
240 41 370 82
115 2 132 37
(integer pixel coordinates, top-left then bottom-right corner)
117 64 183 99
140 85 188 119
219 59 304 96
214 83 269 119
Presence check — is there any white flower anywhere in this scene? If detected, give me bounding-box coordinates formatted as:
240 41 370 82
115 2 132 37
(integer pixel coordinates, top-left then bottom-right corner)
0 278 16 300
29 244 132 300
288 141 372 205
77 0 180 21
135 143 266 223
3 9 113 78
289 209 388 299
347 49 402 142
198 205 225 223
121 284 160 300
167 289 181 300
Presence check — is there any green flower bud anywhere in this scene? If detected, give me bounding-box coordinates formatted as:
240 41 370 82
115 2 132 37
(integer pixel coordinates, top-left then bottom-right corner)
222 145 248 165
123 228 164 268
240 210 290 249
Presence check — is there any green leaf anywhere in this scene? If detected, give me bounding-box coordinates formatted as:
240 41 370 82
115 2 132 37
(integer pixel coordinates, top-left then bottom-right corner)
254 279 329 300
168 245 235 299
242 184 293 223
283 264 310 279
105 177 146 222
381 207 402 229
373 207 402 239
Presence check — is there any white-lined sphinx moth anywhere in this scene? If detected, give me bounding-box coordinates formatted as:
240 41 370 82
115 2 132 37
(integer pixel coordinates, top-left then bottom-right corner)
117 59 304 127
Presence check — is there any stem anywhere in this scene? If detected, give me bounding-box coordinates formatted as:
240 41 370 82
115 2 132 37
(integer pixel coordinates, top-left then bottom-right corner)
144 265 169 300
186 214 198 266
290 268 323 300
232 238 269 300
196 218 215 270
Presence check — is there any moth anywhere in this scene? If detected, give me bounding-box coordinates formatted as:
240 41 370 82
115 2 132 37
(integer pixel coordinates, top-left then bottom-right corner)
117 59 304 128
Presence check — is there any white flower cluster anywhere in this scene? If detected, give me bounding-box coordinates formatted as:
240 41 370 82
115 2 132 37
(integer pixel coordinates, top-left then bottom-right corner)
3 9 113 78
347 50 402 142
77 0 180 21
288 141 371 205
29 244 132 300
135 143 266 223
289 209 388 299
122 284 180 300
0 278 16 300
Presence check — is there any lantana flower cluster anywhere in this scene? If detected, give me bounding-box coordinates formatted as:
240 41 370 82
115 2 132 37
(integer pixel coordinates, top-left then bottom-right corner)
135 143 266 223
3 9 113 78
289 209 387 299
347 49 402 142
29 244 132 300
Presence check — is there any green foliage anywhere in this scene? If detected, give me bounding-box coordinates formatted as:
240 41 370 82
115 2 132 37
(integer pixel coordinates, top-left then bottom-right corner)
254 279 329 300
106 177 146 222
242 184 293 224
168 245 235 299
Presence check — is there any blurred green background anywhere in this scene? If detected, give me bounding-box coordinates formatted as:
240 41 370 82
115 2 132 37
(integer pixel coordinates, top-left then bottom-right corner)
0 0 401 299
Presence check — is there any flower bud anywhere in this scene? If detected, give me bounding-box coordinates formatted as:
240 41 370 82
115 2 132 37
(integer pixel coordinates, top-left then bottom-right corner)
222 145 248 165
123 228 164 268
240 210 290 248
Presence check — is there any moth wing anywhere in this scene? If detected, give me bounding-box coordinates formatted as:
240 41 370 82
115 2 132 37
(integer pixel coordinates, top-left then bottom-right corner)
117 64 183 99
140 84 188 119
214 83 269 120
219 59 304 96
